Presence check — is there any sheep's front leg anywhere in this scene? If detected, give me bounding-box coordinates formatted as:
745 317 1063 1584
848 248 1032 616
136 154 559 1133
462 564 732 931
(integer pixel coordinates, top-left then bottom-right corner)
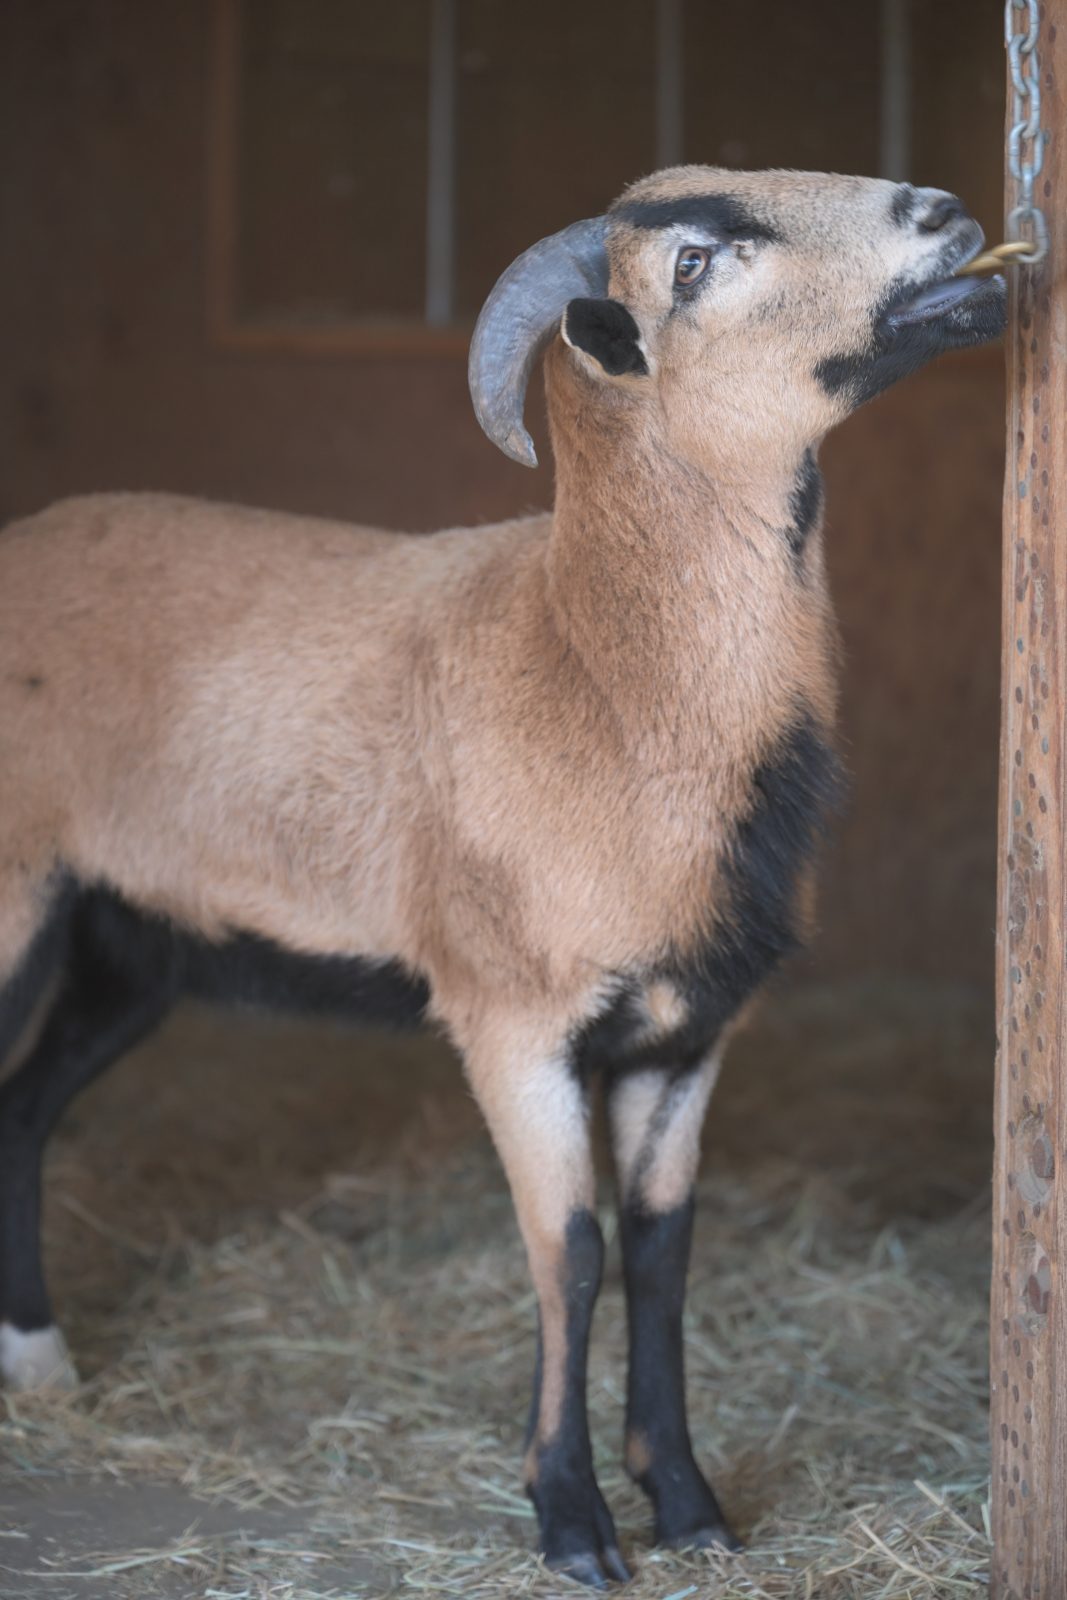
608 1050 741 1552
464 1023 630 1588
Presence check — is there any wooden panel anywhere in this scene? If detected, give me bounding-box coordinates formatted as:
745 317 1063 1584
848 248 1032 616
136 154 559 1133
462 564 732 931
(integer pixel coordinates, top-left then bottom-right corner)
819 349 1003 987
208 0 661 345
237 0 430 322
454 0 656 316
910 0 1004 238
683 0 879 174
991 5 1067 1595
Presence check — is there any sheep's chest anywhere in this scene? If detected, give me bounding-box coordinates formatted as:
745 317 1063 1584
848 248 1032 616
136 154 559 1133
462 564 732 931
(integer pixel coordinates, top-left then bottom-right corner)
570 714 840 1080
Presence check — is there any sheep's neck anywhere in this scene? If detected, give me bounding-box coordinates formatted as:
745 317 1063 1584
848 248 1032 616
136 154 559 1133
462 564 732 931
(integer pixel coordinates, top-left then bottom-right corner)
543 353 832 755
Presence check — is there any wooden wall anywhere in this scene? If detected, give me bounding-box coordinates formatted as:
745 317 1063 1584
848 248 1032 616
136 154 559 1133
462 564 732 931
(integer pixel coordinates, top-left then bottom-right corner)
0 0 1005 985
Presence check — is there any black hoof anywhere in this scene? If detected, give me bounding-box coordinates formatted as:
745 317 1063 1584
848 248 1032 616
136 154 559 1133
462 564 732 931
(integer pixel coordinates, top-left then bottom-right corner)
663 1521 744 1554
600 1544 632 1582
548 1547 632 1588
537 1470 631 1587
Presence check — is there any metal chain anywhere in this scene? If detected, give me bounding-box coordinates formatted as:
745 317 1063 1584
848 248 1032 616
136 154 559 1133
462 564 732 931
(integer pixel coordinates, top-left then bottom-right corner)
1005 0 1049 264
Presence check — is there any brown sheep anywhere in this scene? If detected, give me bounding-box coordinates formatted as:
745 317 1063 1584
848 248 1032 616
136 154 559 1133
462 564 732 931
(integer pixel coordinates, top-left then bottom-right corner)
0 166 1003 1585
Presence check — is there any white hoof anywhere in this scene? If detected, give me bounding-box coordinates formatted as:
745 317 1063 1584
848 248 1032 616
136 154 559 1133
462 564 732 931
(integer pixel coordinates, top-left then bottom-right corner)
0 1321 79 1390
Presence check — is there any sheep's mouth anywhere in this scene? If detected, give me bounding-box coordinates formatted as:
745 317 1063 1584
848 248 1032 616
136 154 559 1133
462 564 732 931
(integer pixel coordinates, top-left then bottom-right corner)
883 271 1001 329
817 229 1005 406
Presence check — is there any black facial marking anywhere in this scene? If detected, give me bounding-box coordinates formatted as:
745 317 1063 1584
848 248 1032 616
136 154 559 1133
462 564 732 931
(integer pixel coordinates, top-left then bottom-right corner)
614 193 782 245
21 674 44 691
816 266 1006 409
787 449 823 559
815 272 933 404
564 297 648 377
618 1194 739 1550
571 715 841 1084
890 184 918 227
525 1210 628 1580
815 332 930 408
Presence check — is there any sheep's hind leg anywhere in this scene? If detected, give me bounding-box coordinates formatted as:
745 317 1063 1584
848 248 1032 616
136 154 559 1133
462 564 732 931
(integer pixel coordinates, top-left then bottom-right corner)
0 890 177 1390
608 1048 742 1553
461 1014 630 1588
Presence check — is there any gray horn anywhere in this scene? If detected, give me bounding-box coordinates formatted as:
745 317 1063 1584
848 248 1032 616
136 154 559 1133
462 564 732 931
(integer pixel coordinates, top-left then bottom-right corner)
468 216 609 468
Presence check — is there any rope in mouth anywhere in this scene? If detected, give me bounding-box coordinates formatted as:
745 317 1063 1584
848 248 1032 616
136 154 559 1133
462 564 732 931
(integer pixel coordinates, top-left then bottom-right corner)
954 240 1036 275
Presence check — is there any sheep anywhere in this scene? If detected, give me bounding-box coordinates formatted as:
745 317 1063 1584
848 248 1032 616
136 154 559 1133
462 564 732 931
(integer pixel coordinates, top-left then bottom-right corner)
0 165 1004 1585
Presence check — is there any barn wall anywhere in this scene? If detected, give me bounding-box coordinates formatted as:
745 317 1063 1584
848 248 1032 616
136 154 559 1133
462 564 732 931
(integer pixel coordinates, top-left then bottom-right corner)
0 0 1004 986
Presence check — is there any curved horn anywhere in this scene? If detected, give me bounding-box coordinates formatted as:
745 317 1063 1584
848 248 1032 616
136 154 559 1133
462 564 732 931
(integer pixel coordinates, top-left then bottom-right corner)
468 216 609 468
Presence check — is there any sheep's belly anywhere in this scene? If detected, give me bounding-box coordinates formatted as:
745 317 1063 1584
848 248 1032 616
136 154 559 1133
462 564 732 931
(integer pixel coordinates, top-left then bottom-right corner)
76 887 431 1031
178 923 431 1028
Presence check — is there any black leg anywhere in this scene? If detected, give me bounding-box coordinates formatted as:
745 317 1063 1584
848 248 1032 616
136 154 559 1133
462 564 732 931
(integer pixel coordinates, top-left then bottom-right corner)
0 890 176 1387
608 1055 741 1551
619 1195 739 1549
0 878 75 1064
524 1211 630 1587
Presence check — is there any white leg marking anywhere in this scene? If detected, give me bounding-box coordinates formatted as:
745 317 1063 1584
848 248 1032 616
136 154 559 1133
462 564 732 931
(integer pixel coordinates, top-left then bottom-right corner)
611 1048 724 1212
0 1321 79 1390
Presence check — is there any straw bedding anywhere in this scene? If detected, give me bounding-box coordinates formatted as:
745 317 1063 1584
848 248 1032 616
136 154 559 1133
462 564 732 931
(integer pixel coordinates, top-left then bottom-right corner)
0 978 992 1598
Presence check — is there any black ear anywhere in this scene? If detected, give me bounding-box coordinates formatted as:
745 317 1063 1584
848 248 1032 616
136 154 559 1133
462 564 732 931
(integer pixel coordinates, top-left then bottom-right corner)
562 297 648 377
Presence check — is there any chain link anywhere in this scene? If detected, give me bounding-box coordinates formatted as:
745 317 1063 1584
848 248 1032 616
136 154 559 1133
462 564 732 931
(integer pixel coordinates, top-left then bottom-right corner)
1005 0 1049 264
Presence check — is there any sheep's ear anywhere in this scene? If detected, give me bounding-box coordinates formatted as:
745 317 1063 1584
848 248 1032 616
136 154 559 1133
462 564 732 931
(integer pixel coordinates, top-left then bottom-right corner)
561 297 648 377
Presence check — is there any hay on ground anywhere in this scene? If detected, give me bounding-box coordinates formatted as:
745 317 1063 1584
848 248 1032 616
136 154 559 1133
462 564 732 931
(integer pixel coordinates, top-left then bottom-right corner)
0 978 993 1598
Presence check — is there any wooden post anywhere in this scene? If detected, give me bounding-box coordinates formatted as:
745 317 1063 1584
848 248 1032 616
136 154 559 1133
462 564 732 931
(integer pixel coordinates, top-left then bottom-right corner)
992 6 1067 1595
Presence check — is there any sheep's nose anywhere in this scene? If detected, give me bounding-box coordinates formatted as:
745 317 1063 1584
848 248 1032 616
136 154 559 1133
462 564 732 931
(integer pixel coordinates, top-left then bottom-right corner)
917 192 966 232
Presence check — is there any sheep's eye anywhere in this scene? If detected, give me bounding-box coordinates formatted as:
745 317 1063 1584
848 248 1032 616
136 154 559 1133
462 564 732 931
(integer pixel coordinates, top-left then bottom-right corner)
675 246 712 286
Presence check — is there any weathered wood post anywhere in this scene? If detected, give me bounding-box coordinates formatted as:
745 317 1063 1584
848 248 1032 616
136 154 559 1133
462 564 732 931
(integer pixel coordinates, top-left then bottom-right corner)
992 4 1065 1595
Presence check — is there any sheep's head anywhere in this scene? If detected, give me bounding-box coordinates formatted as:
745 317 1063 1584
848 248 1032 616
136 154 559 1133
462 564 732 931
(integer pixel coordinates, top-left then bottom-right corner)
469 165 1006 470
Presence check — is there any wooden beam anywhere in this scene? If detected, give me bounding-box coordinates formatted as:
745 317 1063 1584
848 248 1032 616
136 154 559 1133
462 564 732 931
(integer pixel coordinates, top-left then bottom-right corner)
205 0 467 359
992 5 1067 1596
